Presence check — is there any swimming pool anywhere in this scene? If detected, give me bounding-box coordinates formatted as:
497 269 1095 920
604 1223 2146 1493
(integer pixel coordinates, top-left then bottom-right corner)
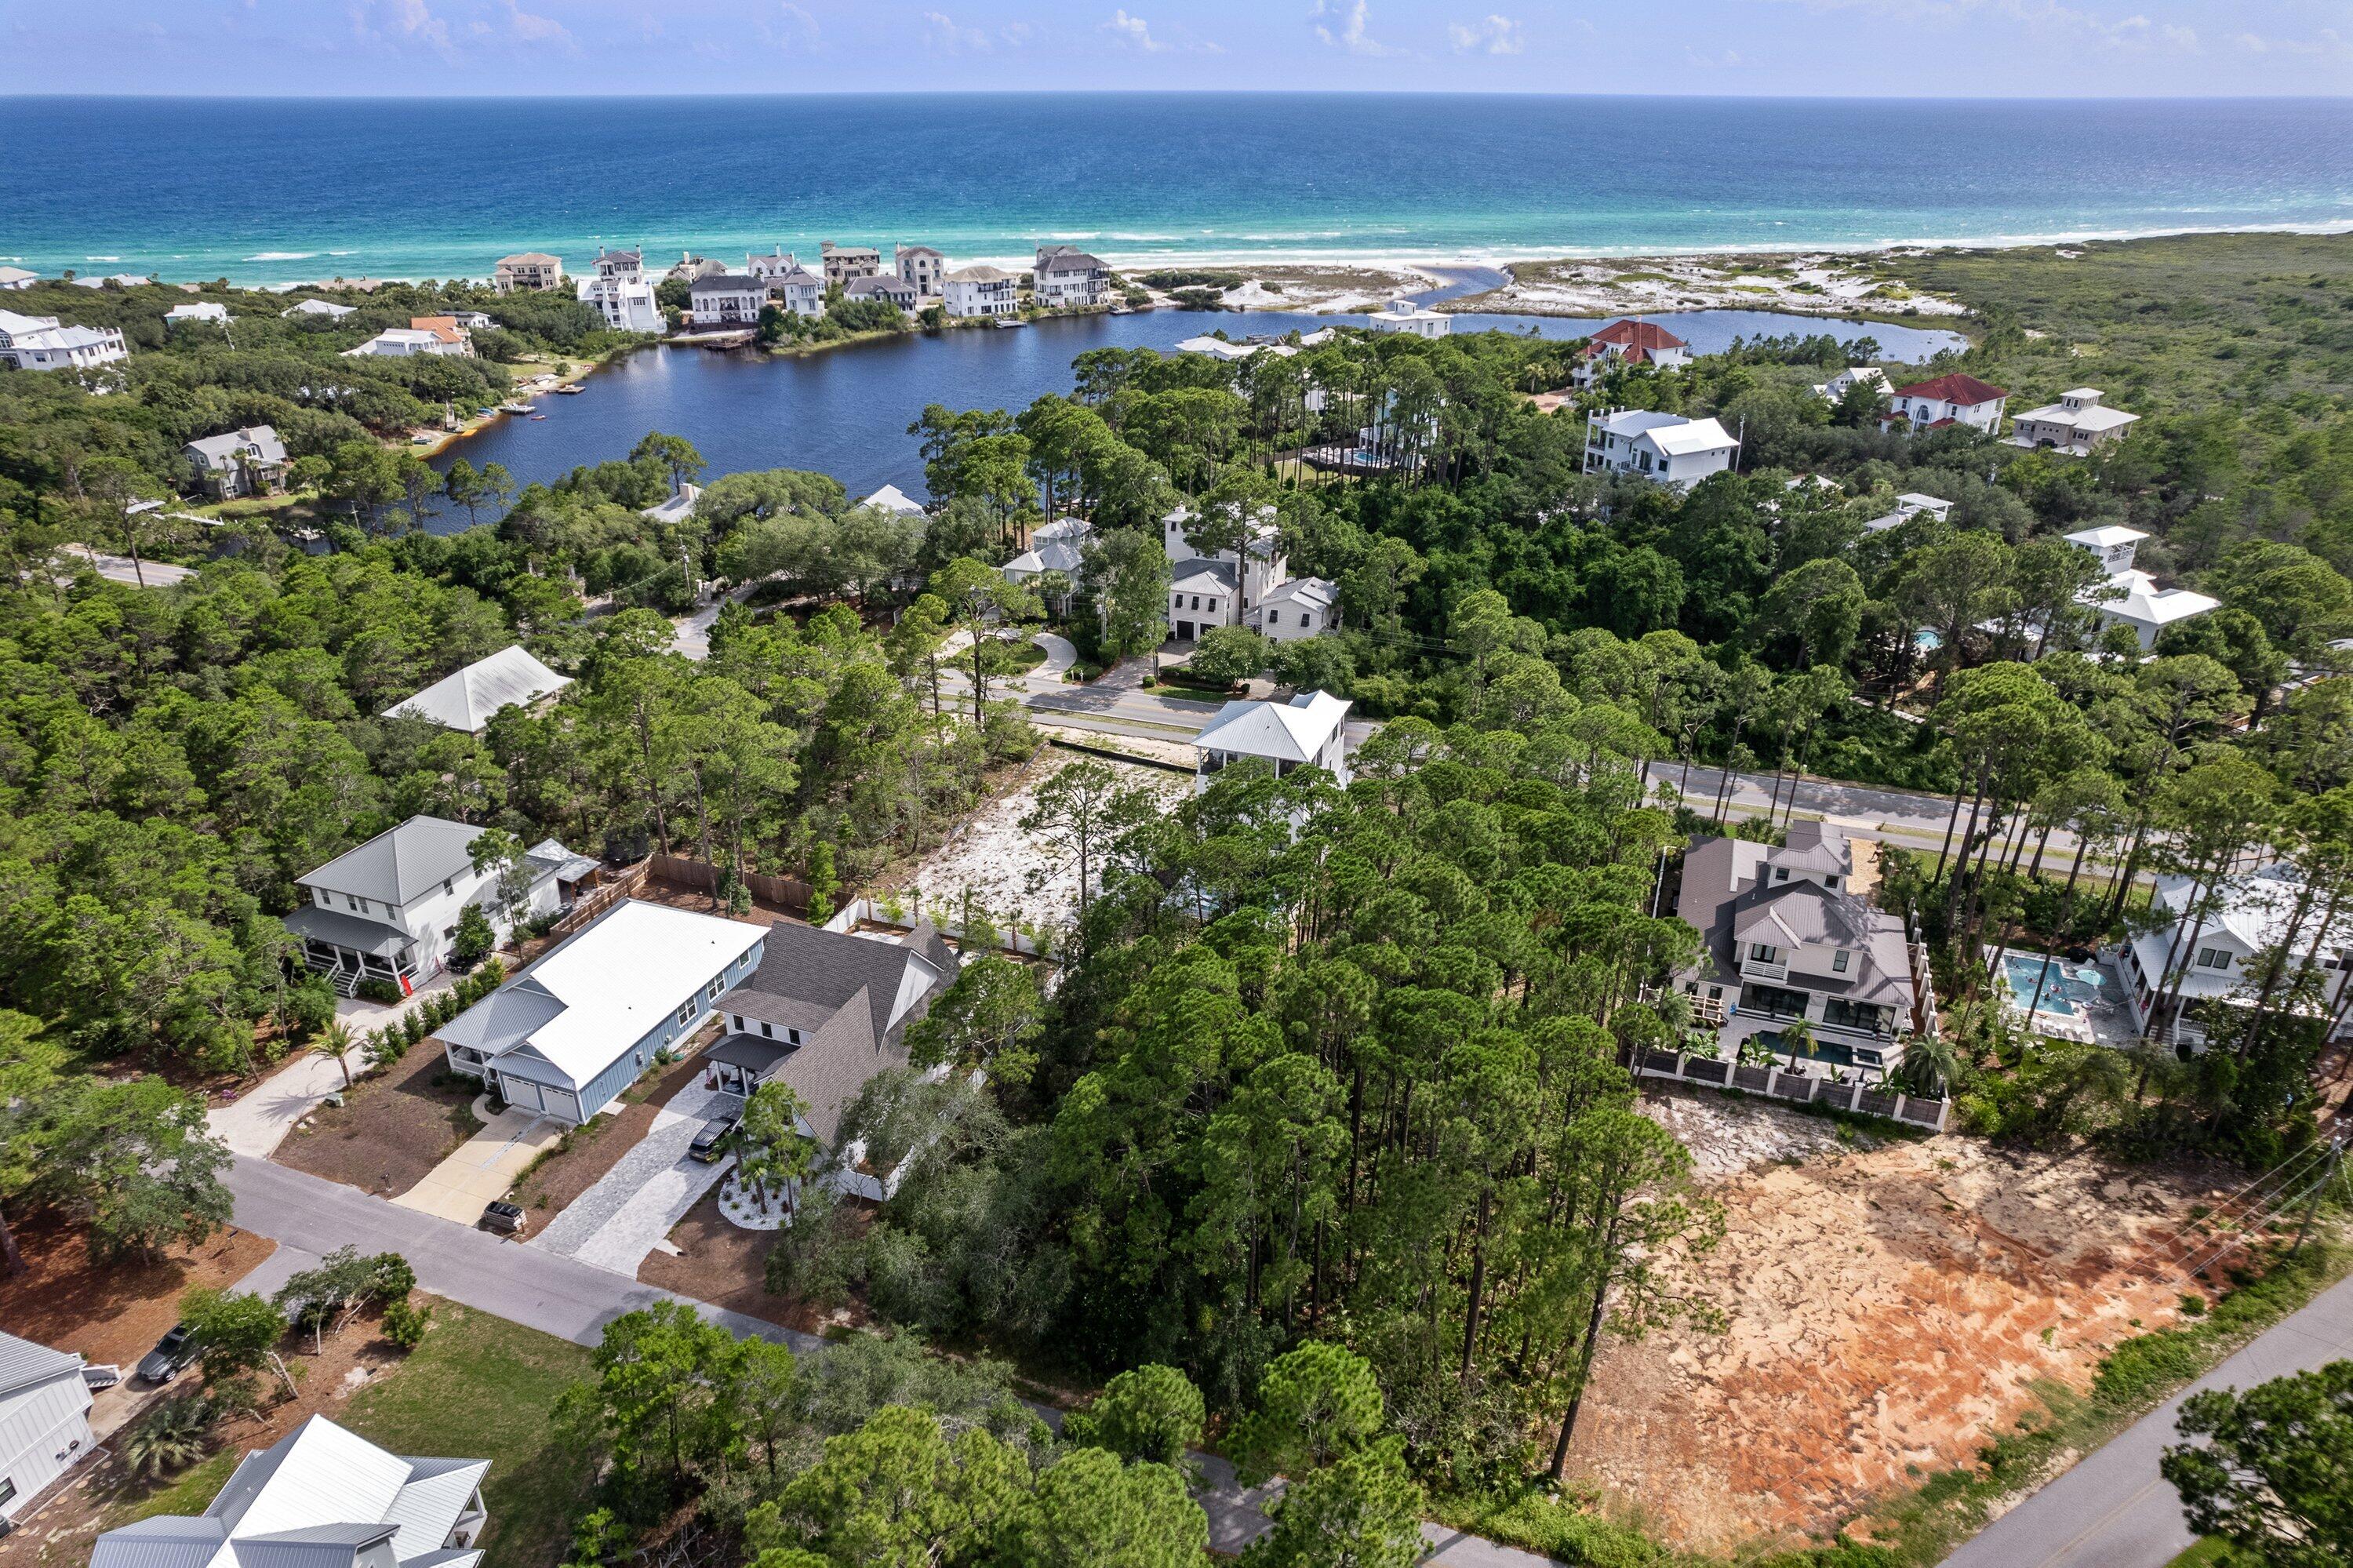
1999 952 2104 1017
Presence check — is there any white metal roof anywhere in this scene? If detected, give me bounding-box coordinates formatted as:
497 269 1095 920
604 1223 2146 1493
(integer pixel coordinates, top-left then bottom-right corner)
1258 576 1337 611
2108 586 2220 628
382 646 570 733
0 1329 83 1402
858 483 926 516
448 900 766 1090
1195 690 1351 766
300 816 482 905
1645 416 1737 457
2065 524 2148 549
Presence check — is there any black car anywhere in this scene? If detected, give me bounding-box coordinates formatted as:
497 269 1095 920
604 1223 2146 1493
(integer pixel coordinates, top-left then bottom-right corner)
136 1323 197 1384
479 1199 528 1236
688 1115 738 1163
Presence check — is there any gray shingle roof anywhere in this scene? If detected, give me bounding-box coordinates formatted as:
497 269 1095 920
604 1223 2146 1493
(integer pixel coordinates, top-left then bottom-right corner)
187 426 289 468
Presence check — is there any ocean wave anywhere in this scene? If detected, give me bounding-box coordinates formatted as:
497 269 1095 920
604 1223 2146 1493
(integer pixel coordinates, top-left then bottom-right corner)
329 250 357 256
85 255 120 262
247 251 319 261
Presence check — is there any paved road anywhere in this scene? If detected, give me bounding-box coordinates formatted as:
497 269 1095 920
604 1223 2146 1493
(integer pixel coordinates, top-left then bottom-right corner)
227 1156 1556 1568
1943 1265 2353 1568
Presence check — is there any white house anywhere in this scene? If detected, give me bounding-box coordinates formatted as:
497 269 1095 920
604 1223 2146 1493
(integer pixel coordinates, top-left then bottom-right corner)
0 267 38 290
381 646 571 734
1362 297 1450 338
0 1331 93 1524
1002 516 1094 585
847 275 918 310
592 246 643 280
436 899 766 1124
576 273 663 333
1569 318 1690 387
1164 504 1289 642
1246 576 1340 644
1864 491 1955 533
2112 864 2353 1050
1194 691 1353 791
2008 387 2140 455
0 310 129 372
858 483 926 518
342 328 465 358
164 301 231 327
1674 820 1939 1079
745 248 806 286
88 1416 489 1568
284 815 592 996
1813 365 1892 402
185 425 289 500
73 274 151 290
895 245 947 298
282 298 357 320
1033 245 1108 308
1583 408 1740 487
820 242 884 288
765 264 826 319
943 265 1020 319
2064 525 2219 651
688 274 767 328
494 253 566 293
1881 373 2008 435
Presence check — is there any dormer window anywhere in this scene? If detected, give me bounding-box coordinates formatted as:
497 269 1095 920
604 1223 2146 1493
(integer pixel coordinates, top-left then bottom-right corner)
1832 951 1850 973
2196 948 2232 970
1748 943 1780 965
1774 868 1791 882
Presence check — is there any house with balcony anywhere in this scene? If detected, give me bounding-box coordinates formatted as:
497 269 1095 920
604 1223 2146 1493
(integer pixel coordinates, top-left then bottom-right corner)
943 265 1020 318
2111 864 2353 1052
689 273 768 328
435 899 765 1124
592 246 643 280
820 242 884 288
1569 318 1690 387
494 253 565 293
577 272 662 333
88 1416 488 1568
1033 245 1108 308
1163 504 1289 642
1863 490 1955 533
0 309 129 372
284 816 591 996
1002 516 1093 591
185 425 288 500
2062 524 2219 652
1362 297 1450 337
895 245 947 298
1675 820 1938 1079
1193 691 1351 792
2007 387 2139 455
1880 373 2007 435
846 274 919 311
1584 408 1739 488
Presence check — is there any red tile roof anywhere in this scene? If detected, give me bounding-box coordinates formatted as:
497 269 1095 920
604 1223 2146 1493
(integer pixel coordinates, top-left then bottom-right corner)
1591 318 1689 353
1891 373 2006 406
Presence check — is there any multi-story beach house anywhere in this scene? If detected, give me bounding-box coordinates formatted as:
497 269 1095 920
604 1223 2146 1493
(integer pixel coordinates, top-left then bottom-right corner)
0 309 128 372
668 253 726 284
592 246 643 280
896 245 947 298
1862 491 1955 533
493 252 566 293
184 425 288 500
2111 863 2353 1051
1162 504 1290 643
820 242 883 287
1246 577 1340 644
1 1330 95 1526
2006 387 2140 455
745 247 802 286
1192 691 1354 792
343 322 470 358
283 814 593 996
1362 297 1451 337
2060 524 2219 651
1675 820 1939 1079
689 273 768 328
1002 517 1093 609
1813 365 1892 402
577 272 663 333
943 264 1020 318
847 274 918 310
0 267 38 290
1032 246 1109 308
1881 373 2008 435
1569 318 1690 387
764 262 827 319
1583 408 1740 487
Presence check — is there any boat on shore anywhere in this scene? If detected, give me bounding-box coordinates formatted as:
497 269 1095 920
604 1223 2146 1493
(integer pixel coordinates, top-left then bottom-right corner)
552 384 584 395
500 401 536 414
995 318 1027 330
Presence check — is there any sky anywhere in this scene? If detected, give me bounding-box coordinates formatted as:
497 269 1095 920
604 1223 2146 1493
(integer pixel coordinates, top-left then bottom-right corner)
13 0 2353 96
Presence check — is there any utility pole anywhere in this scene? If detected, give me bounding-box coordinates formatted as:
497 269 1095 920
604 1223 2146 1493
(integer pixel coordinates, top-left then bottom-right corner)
2289 1137 2344 1257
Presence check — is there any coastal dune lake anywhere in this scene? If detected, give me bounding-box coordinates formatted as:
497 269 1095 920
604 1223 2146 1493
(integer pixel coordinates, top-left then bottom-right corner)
428 304 1964 509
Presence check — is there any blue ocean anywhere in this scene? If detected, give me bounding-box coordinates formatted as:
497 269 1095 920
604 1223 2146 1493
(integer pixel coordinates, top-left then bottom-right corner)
3 94 2351 286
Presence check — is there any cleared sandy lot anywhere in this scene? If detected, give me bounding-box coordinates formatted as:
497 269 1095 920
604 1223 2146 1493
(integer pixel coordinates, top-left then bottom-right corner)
1571 1093 2209 1553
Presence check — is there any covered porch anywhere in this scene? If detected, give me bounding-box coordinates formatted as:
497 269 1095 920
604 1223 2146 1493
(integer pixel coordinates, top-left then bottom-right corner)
282 904 420 997
701 1033 792 1097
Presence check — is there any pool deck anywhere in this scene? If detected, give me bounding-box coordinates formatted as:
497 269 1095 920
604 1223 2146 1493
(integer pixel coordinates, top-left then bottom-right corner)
1989 949 2137 1046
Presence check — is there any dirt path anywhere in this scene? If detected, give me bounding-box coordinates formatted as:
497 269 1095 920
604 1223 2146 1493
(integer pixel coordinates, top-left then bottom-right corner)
1567 1124 2211 1554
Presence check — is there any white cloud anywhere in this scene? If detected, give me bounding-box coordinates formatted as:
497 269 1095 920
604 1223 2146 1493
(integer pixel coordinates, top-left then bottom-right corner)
1104 9 1167 49
2231 25 2349 56
348 0 456 58
1447 13 1522 52
1310 0 1398 55
504 0 573 47
1766 0 2199 50
922 9 993 51
762 1 820 49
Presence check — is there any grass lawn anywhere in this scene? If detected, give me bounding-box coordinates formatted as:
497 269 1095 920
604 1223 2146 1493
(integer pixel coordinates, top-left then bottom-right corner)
340 1304 594 1568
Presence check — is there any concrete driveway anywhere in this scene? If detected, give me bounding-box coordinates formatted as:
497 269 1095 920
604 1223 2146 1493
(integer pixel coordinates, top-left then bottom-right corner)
208 1050 355 1159
527 1081 738 1275
391 1099 563 1224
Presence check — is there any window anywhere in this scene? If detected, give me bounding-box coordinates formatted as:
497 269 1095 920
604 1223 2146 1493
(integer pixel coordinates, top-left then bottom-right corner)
707 973 725 1000
2196 947 2232 970
443 879 455 896
760 1020 774 1039
1832 950 1850 973
676 997 697 1026
738 950 755 969
1206 599 1218 613
1773 868 1791 882
1748 943 1780 965
787 1028 805 1045
315 887 331 907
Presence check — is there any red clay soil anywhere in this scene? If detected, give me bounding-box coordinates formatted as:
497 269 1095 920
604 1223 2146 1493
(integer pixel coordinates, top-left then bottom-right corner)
272 1042 483 1195
508 1049 714 1216
636 1190 870 1336
0 1213 275 1371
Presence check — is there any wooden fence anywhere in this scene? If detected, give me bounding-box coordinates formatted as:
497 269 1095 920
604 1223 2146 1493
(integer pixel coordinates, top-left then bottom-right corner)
648 854 815 915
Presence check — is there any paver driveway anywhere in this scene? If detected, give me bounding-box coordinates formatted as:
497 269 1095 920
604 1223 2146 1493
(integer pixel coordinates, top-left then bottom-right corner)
528 1080 739 1275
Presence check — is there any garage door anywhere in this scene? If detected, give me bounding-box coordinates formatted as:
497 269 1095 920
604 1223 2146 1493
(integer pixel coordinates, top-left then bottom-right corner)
499 1075 544 1112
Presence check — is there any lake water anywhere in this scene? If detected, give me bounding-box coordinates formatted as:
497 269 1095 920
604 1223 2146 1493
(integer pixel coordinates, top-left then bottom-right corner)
427 301 1963 511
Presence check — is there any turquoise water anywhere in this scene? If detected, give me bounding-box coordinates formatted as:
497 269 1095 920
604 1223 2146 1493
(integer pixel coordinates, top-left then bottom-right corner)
5 95 2351 286
1999 953 2110 1016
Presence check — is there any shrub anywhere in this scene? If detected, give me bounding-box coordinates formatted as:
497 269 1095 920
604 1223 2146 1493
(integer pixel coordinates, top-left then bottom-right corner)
368 1251 416 1301
381 1299 431 1349
449 903 495 970
355 977 402 1004
120 1395 216 1480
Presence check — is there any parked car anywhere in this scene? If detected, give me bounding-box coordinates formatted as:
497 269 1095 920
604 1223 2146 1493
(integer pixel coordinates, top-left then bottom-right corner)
136 1323 198 1384
479 1199 528 1236
688 1115 738 1163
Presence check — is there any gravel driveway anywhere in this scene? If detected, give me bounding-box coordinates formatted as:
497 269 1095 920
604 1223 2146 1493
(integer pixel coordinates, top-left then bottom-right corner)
526 1080 739 1276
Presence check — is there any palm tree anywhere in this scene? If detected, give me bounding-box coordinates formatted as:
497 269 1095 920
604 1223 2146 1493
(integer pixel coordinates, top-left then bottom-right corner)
1779 1018 1819 1068
120 1396 215 1481
1900 1031 1958 1097
315 1021 357 1088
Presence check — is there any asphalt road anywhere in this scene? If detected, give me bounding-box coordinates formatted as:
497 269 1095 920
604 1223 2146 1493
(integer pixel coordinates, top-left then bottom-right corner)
1943 1264 2353 1568
226 1155 1558 1568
